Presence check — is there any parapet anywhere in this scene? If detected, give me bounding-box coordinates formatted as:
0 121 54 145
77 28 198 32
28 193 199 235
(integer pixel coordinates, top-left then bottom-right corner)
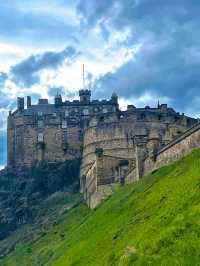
38 99 48 105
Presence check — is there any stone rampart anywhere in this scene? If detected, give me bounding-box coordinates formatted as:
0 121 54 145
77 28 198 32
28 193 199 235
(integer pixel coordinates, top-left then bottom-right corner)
144 122 200 175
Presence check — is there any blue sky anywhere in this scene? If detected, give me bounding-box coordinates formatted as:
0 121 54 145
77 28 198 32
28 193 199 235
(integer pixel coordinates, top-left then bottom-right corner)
0 0 200 167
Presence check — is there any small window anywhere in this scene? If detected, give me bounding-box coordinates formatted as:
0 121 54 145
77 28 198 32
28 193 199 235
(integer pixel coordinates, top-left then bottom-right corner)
38 133 44 142
83 109 89 115
52 112 57 117
38 111 43 116
94 107 99 112
62 120 67 129
99 116 104 122
65 110 69 117
103 108 108 114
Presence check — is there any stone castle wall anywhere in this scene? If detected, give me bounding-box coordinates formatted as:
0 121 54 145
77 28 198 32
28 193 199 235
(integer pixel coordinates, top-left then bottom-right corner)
143 122 200 175
7 91 118 168
7 114 83 167
80 109 197 208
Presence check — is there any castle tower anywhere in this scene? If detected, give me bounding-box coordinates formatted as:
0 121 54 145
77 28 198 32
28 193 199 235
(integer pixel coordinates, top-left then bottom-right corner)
54 94 62 107
111 92 118 103
27 96 31 108
79 89 91 103
17 97 24 112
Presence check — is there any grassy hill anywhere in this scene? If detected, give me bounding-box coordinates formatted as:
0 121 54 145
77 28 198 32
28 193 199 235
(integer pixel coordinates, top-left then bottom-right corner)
1 148 200 266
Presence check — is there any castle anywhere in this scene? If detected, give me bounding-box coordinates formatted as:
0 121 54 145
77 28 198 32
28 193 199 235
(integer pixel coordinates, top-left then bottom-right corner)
7 90 197 207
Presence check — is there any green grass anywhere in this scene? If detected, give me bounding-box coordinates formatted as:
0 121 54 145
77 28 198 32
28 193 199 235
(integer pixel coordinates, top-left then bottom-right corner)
2 148 200 266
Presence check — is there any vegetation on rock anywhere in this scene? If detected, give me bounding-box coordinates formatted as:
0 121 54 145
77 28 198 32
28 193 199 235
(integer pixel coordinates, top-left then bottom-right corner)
0 159 80 241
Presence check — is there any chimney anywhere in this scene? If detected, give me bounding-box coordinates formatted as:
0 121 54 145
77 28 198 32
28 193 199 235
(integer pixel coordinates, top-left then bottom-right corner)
17 97 24 111
27 96 31 108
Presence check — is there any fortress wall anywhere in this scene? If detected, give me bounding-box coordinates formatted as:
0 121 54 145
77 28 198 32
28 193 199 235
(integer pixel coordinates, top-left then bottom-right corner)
43 127 64 162
83 139 134 156
23 126 38 166
81 118 183 163
81 117 195 183
81 122 135 172
7 128 15 167
143 122 200 175
82 154 135 208
11 115 83 167
36 125 82 163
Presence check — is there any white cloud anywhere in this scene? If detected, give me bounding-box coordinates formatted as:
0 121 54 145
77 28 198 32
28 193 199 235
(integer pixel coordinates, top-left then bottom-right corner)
16 1 79 26
0 41 49 72
0 165 5 170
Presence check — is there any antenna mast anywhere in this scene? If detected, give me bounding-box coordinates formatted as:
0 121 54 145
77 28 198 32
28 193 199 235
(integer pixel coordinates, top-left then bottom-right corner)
83 64 85 90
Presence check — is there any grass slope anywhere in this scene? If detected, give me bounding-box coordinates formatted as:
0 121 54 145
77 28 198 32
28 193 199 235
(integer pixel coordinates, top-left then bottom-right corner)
2 148 200 266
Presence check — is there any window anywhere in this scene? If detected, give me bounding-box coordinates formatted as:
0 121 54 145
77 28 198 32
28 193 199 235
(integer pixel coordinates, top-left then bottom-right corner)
83 109 89 115
65 110 69 117
103 108 108 113
38 111 43 116
99 116 104 122
38 133 44 142
38 120 44 128
62 120 67 129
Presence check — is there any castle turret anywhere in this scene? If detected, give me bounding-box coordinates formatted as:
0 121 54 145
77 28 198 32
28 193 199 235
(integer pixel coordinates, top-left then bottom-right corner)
79 89 91 103
111 92 118 103
27 96 31 108
158 103 168 112
55 94 62 107
17 97 24 112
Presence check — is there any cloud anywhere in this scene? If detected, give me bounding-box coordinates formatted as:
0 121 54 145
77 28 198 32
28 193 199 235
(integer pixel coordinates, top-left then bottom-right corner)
78 0 200 114
0 1 79 47
48 86 66 97
0 72 12 109
10 46 80 87
48 86 78 100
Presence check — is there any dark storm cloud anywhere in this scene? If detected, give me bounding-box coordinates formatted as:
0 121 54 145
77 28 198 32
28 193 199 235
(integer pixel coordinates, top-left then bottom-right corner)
92 41 200 110
10 46 80 87
77 0 200 113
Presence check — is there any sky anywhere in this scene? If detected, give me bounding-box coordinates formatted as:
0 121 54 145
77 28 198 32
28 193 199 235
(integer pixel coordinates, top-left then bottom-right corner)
0 0 200 168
